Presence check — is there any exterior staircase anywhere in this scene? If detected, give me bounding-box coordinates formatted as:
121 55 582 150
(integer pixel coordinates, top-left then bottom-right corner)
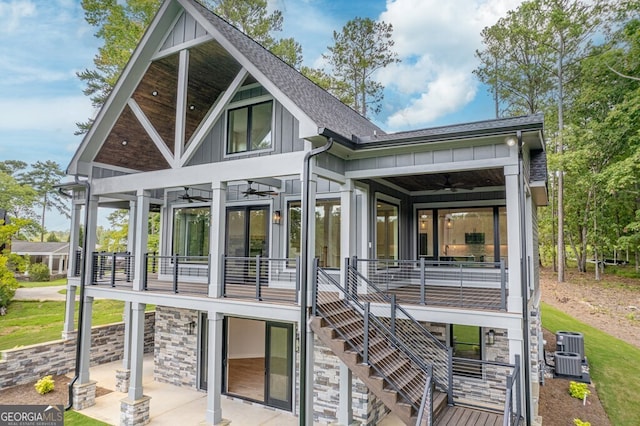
310 298 448 424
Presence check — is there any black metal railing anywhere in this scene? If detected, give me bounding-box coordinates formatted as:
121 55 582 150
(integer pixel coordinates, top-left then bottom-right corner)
347 260 453 397
73 249 82 277
143 253 209 295
353 257 508 311
222 255 299 303
91 251 134 288
416 368 434 426
314 260 436 423
503 355 522 426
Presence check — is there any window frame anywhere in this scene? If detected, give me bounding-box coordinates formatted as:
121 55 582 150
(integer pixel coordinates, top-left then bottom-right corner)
375 194 400 261
225 97 274 156
170 203 211 262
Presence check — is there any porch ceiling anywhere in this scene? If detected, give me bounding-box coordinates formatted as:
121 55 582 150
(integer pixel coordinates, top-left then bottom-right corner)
94 40 243 172
383 169 505 192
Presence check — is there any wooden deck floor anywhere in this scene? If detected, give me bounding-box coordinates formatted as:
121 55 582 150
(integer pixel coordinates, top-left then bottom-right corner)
436 406 504 425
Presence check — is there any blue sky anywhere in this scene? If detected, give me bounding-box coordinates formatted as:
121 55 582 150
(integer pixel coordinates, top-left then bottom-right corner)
0 0 524 230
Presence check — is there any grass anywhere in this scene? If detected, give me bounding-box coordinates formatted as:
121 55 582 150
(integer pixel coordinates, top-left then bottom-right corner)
542 302 640 426
19 278 67 288
0 299 130 350
65 410 111 425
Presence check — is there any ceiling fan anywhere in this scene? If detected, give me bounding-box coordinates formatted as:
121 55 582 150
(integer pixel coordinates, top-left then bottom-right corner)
178 187 212 203
242 181 278 197
435 174 474 192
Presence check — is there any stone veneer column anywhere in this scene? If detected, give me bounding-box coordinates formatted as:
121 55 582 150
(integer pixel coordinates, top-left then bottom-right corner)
73 380 97 410
120 395 151 426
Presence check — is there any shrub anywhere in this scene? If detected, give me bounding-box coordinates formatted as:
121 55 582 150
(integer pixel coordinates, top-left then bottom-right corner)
573 419 591 426
34 375 55 395
28 263 50 282
569 381 590 400
0 256 18 311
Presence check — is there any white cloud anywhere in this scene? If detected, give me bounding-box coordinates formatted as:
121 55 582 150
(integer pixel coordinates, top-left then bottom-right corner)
378 0 523 129
387 70 477 128
0 0 35 34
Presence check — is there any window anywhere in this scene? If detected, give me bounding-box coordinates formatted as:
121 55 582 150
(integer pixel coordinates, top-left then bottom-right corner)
376 201 398 260
173 206 210 258
227 101 273 154
451 324 483 378
437 207 506 263
417 209 433 258
288 199 341 268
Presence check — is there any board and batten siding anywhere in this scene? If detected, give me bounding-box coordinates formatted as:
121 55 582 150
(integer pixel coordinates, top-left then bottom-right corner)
187 101 303 166
159 11 209 52
346 143 510 173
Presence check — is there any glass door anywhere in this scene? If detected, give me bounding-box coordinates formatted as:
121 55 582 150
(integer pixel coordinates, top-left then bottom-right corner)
226 206 269 282
265 322 293 410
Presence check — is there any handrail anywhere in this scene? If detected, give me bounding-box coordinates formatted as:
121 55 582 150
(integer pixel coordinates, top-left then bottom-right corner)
347 261 452 399
91 251 134 287
503 355 522 425
314 263 435 421
222 255 298 303
416 365 434 426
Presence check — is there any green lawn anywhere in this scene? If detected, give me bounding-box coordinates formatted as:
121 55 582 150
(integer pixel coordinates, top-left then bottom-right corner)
0 300 129 350
542 302 640 426
19 278 67 288
65 410 111 425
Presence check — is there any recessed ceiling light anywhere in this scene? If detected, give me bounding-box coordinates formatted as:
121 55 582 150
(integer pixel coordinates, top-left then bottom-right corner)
151 90 158 96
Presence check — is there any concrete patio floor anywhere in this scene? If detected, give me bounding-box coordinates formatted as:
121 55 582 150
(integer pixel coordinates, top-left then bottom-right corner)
74 355 403 425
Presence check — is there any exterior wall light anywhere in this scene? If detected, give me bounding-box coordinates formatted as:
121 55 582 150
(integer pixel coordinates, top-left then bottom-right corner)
187 320 196 335
273 210 281 225
486 329 496 345
505 135 518 147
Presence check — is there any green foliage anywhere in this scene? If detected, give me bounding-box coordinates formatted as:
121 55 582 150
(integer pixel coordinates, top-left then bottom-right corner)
34 375 55 394
28 263 50 282
0 218 30 310
324 17 399 117
568 381 590 400
573 419 591 426
543 302 640 425
65 410 112 426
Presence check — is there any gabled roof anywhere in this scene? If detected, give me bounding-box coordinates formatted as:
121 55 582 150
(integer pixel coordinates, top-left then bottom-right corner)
67 0 383 175
185 0 383 142
11 241 69 255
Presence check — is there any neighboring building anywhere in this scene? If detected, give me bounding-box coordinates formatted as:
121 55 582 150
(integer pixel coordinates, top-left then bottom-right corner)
11 241 70 276
62 0 547 425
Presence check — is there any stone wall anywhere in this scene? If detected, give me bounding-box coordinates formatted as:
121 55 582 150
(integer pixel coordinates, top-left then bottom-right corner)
0 312 155 389
154 306 199 388
313 336 387 425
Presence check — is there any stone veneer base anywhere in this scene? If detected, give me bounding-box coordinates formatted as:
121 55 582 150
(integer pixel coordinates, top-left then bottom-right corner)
120 395 151 426
115 369 130 393
73 380 97 410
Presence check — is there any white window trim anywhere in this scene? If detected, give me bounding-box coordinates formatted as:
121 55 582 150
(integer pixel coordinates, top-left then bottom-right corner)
374 193 401 260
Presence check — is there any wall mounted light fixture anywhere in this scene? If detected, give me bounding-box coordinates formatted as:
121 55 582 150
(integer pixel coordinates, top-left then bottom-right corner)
273 210 281 225
486 329 495 345
504 135 518 147
187 320 196 335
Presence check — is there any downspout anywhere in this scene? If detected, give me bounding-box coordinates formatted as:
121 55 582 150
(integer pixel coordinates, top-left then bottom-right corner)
65 176 91 411
299 135 333 426
517 130 532 425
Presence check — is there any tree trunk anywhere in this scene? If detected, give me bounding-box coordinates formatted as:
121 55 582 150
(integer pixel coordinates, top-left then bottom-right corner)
557 38 566 283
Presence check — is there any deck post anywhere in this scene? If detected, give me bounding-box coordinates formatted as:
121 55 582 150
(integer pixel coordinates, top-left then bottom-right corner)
420 257 426 305
500 259 507 310
173 254 179 293
363 302 370 364
255 255 261 300
111 252 117 287
390 294 397 338
447 346 454 405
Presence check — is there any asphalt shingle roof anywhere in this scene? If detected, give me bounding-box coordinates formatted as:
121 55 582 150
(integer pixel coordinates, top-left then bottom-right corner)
11 241 69 254
187 0 384 142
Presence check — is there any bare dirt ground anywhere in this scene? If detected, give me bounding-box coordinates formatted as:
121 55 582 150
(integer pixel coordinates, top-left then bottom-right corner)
0 374 111 406
538 266 640 426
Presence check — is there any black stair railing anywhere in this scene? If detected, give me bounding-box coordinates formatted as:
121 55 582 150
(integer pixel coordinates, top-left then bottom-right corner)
313 258 438 423
346 257 453 402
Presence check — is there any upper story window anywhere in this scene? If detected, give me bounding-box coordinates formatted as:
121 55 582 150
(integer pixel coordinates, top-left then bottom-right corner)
227 100 273 154
173 206 210 259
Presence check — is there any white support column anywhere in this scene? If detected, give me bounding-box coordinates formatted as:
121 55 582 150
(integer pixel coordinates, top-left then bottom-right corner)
122 301 132 370
338 179 356 424
67 203 81 278
83 195 99 287
209 181 227 298
78 296 94 384
62 285 77 339
48 254 54 275
132 190 150 292
128 302 147 401
304 172 318 420
504 165 522 313
57 255 64 274
128 200 137 254
338 363 354 425
205 312 225 424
